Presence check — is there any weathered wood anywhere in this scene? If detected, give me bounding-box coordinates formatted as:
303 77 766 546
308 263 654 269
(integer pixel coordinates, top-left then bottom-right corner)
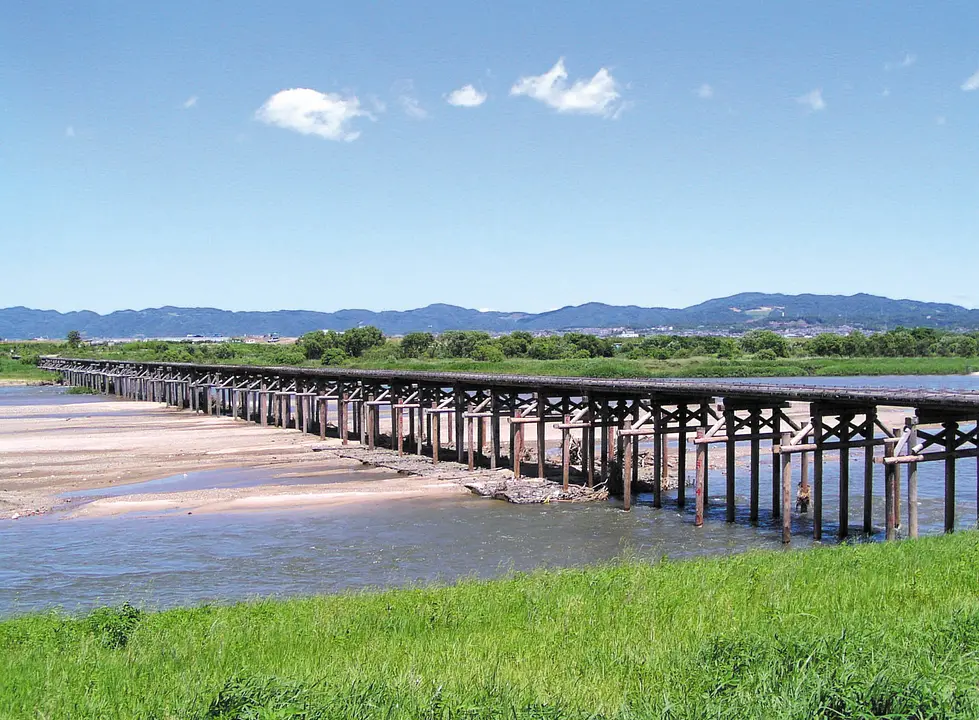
813 413 824 540
467 404 475 471
431 401 440 465
537 394 546 480
695 427 706 527
623 434 632 511
562 413 570 491
490 395 500 470
781 431 792 543
749 409 760 522
653 406 663 509
908 423 919 538
885 438 897 541
945 420 956 533
771 409 781 519
725 408 736 523
677 406 687 507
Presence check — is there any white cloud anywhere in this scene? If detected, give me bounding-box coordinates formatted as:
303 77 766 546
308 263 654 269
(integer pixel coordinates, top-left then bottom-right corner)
885 53 916 71
796 88 825 112
446 84 487 107
695 83 714 99
255 88 374 141
65 125 75 138
394 80 428 119
183 95 198 109
510 58 622 117
961 68 979 91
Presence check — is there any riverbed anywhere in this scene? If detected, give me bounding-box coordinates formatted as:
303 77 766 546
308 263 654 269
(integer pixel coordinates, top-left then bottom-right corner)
1 378 977 617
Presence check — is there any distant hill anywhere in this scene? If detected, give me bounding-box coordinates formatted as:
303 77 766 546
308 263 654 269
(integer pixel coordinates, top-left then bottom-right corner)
2 293 978 339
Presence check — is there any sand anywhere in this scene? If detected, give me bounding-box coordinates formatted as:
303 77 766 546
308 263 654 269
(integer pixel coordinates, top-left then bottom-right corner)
0 398 470 519
0 390 917 521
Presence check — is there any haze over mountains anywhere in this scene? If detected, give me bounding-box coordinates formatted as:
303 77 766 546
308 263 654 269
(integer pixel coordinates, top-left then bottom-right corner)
2 293 978 340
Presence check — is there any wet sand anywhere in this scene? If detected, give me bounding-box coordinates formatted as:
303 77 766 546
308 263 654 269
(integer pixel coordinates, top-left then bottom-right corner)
0 397 471 519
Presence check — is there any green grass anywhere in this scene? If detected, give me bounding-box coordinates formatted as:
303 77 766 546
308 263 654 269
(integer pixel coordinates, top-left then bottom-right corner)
4 533 979 718
0 356 57 383
345 355 979 379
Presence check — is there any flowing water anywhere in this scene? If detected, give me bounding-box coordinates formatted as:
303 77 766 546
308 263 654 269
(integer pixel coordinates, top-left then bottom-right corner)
2 377 978 617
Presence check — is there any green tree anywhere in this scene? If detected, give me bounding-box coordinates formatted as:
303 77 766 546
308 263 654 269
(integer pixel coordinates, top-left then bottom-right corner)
399 332 434 359
66 330 82 349
321 347 348 366
497 331 533 358
471 343 505 362
341 326 385 357
739 330 789 358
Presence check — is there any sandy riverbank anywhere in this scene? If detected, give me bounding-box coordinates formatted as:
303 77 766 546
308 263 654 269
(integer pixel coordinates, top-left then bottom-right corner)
0 390 916 520
0 397 474 519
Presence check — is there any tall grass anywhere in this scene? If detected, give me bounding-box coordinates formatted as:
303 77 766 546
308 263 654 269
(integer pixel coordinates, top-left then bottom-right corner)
3 533 979 718
0 356 57 383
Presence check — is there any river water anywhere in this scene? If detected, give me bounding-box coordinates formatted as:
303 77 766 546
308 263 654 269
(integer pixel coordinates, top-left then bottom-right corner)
1 377 977 617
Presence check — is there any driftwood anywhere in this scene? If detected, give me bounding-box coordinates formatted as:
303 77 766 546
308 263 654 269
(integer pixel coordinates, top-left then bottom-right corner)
462 477 608 504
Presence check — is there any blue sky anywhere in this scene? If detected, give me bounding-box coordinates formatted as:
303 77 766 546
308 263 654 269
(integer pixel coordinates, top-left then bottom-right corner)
2 1 978 314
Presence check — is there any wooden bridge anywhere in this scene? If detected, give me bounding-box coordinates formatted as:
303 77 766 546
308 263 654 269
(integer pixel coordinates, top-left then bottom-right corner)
40 357 979 542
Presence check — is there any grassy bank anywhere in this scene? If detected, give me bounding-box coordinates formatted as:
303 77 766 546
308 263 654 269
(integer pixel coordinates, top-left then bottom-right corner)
3 534 979 718
0 356 57 384
345 355 979 378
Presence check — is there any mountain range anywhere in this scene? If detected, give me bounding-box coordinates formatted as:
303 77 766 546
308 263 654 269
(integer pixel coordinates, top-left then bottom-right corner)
2 293 978 339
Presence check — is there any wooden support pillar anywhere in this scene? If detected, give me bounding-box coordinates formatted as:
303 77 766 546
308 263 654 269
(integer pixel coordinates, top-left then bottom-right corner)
908 422 919 538
944 420 956 533
813 413 824 540
367 396 376 450
396 401 404 456
537 393 546 480
700 402 711 501
677 406 687 507
415 398 424 456
771 408 781 518
513 409 524 478
431 403 440 465
749 408 760 522
885 438 897 541
600 402 609 485
799 449 810 513
467 404 475 470
339 394 349 445
863 412 876 534
455 391 465 464
781 431 792 543
724 407 736 523
695 427 706 527
623 434 632 511
477 414 485 465
319 396 328 440
562 414 571 491
890 428 901 530
490 393 500 470
839 412 852 539
586 423 596 489
653 405 663 509
631 402 640 489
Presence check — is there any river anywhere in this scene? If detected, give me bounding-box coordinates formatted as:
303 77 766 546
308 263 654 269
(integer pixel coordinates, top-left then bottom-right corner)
1 376 977 617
